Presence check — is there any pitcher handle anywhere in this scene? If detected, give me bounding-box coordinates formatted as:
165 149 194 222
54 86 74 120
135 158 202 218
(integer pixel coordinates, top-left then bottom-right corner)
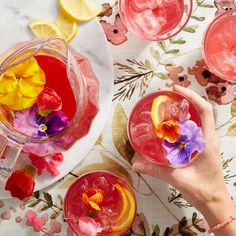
0 133 23 183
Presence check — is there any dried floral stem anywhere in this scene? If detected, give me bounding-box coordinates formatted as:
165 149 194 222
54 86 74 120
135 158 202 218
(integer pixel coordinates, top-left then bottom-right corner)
216 116 234 131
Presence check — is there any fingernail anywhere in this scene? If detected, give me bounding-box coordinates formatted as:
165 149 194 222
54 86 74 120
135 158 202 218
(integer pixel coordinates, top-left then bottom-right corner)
133 162 144 173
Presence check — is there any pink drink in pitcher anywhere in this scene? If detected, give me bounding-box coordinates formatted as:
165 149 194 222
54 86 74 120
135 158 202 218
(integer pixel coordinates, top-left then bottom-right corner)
203 10 236 82
119 0 192 41
64 171 136 236
128 91 205 167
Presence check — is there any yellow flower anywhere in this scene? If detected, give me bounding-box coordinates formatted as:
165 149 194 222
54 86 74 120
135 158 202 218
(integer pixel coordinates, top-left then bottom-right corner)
0 57 46 110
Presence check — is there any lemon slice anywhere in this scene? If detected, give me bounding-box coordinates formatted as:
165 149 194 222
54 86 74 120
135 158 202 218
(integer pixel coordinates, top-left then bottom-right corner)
28 20 63 38
112 184 136 233
151 95 171 127
59 0 102 22
55 9 78 43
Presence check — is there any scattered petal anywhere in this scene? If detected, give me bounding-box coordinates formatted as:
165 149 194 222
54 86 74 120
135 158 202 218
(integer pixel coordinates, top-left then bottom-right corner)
1 211 11 220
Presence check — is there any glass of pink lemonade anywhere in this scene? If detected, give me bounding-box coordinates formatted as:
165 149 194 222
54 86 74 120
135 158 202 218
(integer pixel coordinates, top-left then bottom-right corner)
128 91 206 167
203 10 236 82
119 0 192 41
64 171 136 236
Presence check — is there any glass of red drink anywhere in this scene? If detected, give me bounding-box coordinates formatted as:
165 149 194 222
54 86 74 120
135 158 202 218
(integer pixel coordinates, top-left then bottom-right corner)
128 91 206 167
0 37 99 181
202 10 236 82
119 0 192 41
64 171 136 236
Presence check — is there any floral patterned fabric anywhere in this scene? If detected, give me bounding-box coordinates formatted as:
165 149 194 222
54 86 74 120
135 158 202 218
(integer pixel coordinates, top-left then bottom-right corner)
1 0 236 235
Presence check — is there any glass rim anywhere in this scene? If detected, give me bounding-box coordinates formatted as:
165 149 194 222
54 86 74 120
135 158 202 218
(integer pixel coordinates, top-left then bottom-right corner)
202 10 236 82
63 170 137 235
118 0 193 41
127 90 202 165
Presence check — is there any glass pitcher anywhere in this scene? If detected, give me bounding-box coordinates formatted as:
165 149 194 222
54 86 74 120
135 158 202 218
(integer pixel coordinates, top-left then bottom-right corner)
0 37 99 182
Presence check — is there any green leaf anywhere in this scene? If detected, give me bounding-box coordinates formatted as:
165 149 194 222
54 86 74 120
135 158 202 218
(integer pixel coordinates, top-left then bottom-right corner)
154 72 167 80
150 47 160 62
43 192 53 207
112 104 135 163
145 59 155 71
158 41 166 52
227 124 236 137
57 194 64 206
199 3 214 8
171 38 186 44
28 199 41 207
183 25 198 33
152 224 160 236
231 100 236 117
166 49 180 54
191 15 205 21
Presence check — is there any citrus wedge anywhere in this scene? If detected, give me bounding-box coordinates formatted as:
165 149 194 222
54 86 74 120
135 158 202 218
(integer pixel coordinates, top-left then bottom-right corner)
59 0 102 22
55 9 78 43
28 20 63 38
110 184 129 224
112 184 136 233
151 95 171 127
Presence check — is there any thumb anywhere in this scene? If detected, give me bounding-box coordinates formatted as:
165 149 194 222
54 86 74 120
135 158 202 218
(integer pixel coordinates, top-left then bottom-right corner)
132 159 175 182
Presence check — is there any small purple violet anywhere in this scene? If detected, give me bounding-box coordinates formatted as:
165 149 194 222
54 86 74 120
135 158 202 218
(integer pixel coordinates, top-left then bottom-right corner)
163 120 206 166
13 106 69 138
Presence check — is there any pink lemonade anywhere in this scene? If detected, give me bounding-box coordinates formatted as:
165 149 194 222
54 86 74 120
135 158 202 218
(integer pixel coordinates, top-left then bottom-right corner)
203 10 236 82
128 91 202 166
119 0 192 41
64 171 136 236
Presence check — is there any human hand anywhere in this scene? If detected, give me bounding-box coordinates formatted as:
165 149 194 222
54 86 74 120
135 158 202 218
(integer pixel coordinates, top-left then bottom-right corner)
132 85 236 231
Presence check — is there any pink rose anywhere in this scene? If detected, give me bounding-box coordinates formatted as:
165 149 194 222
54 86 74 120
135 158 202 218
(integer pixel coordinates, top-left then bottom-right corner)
37 87 62 117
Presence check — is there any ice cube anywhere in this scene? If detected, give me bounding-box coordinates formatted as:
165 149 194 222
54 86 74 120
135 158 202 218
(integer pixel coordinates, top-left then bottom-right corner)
92 176 112 195
168 99 190 122
130 122 156 143
98 216 111 231
133 9 162 36
131 0 163 12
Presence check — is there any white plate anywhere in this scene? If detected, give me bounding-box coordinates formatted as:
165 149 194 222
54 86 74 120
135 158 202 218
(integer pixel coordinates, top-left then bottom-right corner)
0 0 114 199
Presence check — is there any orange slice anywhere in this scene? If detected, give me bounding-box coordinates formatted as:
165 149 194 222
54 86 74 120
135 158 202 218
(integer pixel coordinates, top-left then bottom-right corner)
111 184 135 233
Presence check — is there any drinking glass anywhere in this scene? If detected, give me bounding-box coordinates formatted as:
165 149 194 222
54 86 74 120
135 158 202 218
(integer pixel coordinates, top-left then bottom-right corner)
202 10 236 82
119 0 192 41
64 170 136 236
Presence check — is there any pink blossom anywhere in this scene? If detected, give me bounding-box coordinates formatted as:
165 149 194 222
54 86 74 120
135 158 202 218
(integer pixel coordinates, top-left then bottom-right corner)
79 216 102 236
29 153 64 176
100 15 128 45
26 211 45 231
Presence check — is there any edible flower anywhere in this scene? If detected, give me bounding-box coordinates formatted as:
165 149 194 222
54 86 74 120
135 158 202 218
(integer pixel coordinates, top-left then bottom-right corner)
224 52 236 73
155 119 181 143
82 188 104 212
163 120 206 166
0 57 45 110
13 106 69 137
78 216 102 236
5 166 36 200
37 87 62 117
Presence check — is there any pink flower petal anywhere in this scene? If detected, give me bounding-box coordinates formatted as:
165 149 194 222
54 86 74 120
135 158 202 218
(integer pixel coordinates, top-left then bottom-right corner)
79 216 102 236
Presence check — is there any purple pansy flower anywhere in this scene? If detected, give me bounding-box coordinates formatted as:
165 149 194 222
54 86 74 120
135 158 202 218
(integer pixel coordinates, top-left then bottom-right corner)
13 106 69 138
163 120 206 166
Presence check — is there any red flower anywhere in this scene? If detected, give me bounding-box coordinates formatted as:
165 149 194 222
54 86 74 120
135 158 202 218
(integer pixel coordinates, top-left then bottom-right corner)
5 166 36 200
37 87 62 117
100 15 128 45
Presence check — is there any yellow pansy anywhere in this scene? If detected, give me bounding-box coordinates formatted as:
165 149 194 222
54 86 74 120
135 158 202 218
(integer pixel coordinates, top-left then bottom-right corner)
0 57 46 110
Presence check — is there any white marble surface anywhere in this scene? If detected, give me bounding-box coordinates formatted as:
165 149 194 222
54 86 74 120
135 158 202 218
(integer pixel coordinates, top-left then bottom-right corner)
0 0 114 198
